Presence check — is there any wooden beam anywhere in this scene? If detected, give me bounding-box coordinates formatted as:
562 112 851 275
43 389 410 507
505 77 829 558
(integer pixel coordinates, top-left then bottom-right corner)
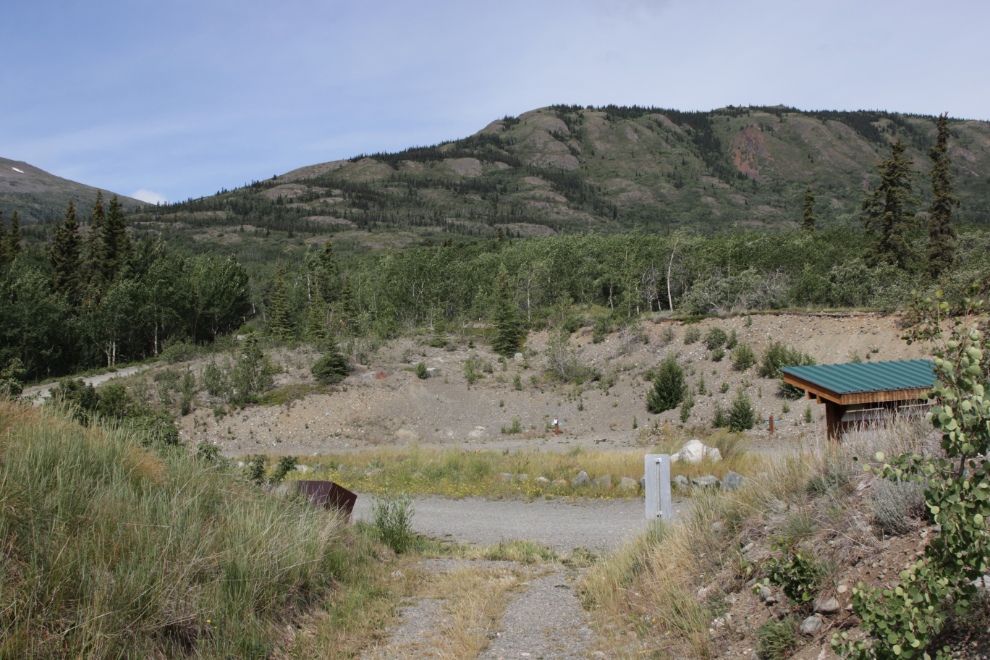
782 373 843 404
825 400 847 441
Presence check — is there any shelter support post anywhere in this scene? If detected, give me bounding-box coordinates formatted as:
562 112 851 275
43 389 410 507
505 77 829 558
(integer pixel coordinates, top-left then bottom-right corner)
825 400 847 441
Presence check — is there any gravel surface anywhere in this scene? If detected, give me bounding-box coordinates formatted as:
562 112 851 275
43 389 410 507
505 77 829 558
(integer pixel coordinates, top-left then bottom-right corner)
477 568 594 660
353 495 691 551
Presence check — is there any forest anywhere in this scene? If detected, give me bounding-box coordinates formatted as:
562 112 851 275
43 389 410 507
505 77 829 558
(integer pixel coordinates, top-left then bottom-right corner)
2 114 988 386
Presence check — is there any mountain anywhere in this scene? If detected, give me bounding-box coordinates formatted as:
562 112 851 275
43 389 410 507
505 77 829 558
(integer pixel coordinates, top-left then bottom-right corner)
0 157 146 225
118 106 990 251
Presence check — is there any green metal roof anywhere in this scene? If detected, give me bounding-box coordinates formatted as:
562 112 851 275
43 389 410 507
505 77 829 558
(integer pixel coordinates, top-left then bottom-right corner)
780 359 935 395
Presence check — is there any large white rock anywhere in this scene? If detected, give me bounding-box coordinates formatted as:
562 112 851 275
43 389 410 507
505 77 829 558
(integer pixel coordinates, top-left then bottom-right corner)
670 439 722 464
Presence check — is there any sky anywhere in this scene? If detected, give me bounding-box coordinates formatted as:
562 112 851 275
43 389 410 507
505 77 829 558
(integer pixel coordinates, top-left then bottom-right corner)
3 0 988 204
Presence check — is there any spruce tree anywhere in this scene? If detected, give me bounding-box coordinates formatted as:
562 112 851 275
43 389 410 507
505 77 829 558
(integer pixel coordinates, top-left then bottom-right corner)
646 354 685 414
86 191 106 281
492 267 522 357
311 333 350 385
267 265 292 340
0 211 7 270
927 114 958 279
304 285 329 343
7 211 21 264
50 200 82 298
862 139 920 271
338 274 358 334
317 239 340 302
99 195 131 281
728 389 755 432
801 187 817 232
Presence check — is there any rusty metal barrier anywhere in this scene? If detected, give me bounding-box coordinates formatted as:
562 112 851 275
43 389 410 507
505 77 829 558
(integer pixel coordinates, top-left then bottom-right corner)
295 481 358 516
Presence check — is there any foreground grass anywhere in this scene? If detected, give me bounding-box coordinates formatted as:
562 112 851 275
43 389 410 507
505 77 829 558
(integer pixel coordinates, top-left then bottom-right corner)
0 399 404 659
581 419 944 659
278 431 760 500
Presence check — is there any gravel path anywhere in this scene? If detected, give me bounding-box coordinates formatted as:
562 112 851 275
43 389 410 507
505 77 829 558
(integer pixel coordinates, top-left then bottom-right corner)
353 495 691 551
477 568 594 660
20 365 151 405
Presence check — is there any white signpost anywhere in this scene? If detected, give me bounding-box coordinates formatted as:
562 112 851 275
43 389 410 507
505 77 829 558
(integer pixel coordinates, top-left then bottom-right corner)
644 454 672 521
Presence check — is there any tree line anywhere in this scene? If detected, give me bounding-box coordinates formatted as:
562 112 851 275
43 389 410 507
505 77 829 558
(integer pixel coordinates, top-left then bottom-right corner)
0 193 250 381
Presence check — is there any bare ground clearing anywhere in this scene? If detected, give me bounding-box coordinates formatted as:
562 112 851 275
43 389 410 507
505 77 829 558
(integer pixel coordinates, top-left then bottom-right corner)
170 312 925 458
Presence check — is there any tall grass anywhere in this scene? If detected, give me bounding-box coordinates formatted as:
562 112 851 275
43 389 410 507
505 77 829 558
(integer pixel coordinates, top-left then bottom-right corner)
0 400 348 659
583 415 936 658
283 439 763 500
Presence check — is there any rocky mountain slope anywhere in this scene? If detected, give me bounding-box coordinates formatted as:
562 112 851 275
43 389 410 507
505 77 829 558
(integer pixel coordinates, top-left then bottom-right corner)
131 105 990 248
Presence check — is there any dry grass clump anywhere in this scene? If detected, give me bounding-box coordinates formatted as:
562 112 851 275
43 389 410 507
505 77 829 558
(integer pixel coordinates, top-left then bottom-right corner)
0 398 358 659
583 416 936 659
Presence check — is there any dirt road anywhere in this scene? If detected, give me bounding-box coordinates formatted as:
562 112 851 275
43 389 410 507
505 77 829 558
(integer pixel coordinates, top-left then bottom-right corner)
20 365 152 405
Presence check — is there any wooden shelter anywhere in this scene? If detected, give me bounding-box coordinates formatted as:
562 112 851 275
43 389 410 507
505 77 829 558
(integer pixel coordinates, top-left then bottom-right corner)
781 360 935 440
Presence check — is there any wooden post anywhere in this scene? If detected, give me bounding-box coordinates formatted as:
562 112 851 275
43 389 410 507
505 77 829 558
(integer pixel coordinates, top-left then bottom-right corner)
768 414 774 434
553 418 559 436
825 401 846 441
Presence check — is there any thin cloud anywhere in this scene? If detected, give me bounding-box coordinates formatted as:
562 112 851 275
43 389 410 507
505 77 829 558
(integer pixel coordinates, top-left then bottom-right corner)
131 189 168 205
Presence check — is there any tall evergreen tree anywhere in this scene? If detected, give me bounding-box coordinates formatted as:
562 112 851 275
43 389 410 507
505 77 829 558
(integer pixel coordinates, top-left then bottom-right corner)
338 274 358 334
7 211 22 264
862 139 920 271
99 195 131 281
317 239 340 302
304 285 329 343
267 265 292 340
85 191 106 282
492 267 523 357
801 187 818 232
310 333 350 385
50 200 83 298
927 114 958 279
0 211 7 270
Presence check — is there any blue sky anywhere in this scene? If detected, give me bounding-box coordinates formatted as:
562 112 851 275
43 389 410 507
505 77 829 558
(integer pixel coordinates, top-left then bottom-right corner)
3 0 987 204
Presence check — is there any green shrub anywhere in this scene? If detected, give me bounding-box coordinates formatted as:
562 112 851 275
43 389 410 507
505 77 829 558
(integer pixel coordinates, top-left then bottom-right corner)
756 616 799 660
415 362 428 379
712 403 728 428
660 326 676 345
180 370 196 416
372 487 416 553
679 393 694 423
0 358 25 396
269 455 298 485
719 381 729 394
501 417 523 434
728 389 755 432
869 479 924 535
513 373 522 390
731 344 756 371
231 335 277 404
683 327 701 345
202 359 230 398
247 454 268 485
725 328 738 349
759 341 816 398
592 315 611 344
703 327 728 350
762 547 824 604
711 347 725 362
646 354 685 414
197 441 222 463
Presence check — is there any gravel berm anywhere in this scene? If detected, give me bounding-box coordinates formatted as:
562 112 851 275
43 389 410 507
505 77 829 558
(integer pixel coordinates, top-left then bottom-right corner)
353 495 691 551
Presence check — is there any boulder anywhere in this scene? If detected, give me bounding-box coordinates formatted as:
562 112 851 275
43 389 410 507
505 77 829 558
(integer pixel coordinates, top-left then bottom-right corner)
571 471 591 487
692 475 721 489
553 478 569 488
799 615 823 636
294 464 311 473
514 352 524 361
814 597 841 615
515 473 530 482
236 461 245 468
498 473 515 483
670 439 722 464
534 476 551 486
759 584 773 600
639 476 646 489
593 474 612 488
365 468 383 477
724 471 745 491
426 367 441 378
618 477 639 491
673 475 690 488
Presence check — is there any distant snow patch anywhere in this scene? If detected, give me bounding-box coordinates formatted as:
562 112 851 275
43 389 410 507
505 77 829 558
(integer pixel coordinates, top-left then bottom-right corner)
11 167 23 173
131 189 167 204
